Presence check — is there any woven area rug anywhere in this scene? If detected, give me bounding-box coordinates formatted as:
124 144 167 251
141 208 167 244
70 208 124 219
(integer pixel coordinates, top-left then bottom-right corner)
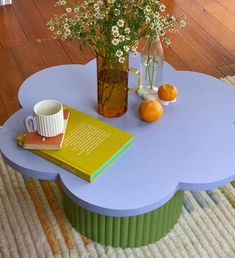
1 76 235 258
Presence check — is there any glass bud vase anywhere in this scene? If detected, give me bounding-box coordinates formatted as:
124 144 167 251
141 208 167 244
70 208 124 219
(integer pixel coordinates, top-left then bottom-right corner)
138 37 164 100
97 55 129 118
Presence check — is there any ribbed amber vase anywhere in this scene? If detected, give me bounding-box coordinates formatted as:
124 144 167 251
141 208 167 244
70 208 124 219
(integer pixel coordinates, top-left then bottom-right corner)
97 55 129 118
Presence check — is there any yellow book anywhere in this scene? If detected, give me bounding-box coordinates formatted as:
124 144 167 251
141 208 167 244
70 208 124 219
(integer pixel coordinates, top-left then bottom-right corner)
16 105 134 182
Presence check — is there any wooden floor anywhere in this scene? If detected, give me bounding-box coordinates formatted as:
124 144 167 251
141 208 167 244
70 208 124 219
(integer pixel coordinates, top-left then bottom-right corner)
0 0 235 125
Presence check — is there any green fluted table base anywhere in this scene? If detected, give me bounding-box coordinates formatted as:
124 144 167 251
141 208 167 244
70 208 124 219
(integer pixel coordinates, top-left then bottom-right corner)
63 191 184 248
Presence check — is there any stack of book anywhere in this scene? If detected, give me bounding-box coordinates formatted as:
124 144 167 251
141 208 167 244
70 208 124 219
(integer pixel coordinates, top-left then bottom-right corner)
20 109 71 150
17 105 134 182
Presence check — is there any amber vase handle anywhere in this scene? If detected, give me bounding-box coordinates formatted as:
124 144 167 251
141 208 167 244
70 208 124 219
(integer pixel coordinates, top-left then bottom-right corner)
128 68 140 93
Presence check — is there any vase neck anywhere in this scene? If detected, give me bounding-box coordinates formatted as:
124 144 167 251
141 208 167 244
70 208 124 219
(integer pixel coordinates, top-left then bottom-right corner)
142 37 162 57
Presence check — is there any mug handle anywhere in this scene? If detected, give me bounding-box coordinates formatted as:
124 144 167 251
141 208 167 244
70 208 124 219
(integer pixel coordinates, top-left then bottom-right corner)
24 116 37 132
128 68 141 93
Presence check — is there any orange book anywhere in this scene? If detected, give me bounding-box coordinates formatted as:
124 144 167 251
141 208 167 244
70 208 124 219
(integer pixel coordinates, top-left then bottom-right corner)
22 109 70 150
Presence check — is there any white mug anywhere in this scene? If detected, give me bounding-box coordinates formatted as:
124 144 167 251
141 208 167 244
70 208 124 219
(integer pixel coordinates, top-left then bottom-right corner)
24 99 64 137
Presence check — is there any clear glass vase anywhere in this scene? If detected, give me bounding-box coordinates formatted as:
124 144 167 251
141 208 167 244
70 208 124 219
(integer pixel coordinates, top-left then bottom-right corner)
138 37 164 100
97 55 129 118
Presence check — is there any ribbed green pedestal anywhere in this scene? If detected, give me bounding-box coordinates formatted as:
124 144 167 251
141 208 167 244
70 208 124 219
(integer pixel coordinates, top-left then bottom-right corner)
63 191 183 248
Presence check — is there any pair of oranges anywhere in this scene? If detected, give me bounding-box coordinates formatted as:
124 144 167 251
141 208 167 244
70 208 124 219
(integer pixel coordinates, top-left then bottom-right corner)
138 84 178 122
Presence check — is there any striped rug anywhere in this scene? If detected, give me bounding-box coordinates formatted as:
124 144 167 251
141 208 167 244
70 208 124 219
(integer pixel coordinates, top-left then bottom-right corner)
0 76 235 258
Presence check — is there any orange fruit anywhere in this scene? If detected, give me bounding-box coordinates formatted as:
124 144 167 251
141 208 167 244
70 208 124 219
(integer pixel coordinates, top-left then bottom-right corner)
158 84 178 101
138 100 163 122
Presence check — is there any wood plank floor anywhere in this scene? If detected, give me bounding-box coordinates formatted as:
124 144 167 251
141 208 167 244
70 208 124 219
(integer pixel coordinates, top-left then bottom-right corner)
0 0 235 125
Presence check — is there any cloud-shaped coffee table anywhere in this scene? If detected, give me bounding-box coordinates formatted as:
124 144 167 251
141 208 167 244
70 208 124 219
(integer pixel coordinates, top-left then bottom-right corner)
1 55 235 247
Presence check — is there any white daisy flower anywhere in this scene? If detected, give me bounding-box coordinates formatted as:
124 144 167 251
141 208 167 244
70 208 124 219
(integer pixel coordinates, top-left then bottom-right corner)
112 38 119 45
63 23 69 29
119 35 125 42
58 0 66 6
131 46 137 52
66 8 72 13
131 43 139 56
180 20 186 28
164 38 171 46
65 29 71 36
114 9 120 16
112 31 119 37
117 19 124 27
112 26 119 33
119 57 125 63
145 5 151 12
124 27 130 34
116 50 123 57
159 4 166 12
123 46 130 52
133 51 139 56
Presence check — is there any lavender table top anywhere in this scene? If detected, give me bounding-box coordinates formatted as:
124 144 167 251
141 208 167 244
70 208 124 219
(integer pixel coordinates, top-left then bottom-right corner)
1 55 235 216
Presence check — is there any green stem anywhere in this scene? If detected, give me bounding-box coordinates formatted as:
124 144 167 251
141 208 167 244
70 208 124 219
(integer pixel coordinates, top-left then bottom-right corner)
99 57 123 109
144 39 155 89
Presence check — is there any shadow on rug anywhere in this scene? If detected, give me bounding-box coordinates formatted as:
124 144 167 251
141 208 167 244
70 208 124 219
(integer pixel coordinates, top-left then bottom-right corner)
0 154 235 258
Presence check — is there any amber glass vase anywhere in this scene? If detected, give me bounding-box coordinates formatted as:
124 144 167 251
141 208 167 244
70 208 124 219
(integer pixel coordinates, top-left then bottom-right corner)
97 54 129 118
